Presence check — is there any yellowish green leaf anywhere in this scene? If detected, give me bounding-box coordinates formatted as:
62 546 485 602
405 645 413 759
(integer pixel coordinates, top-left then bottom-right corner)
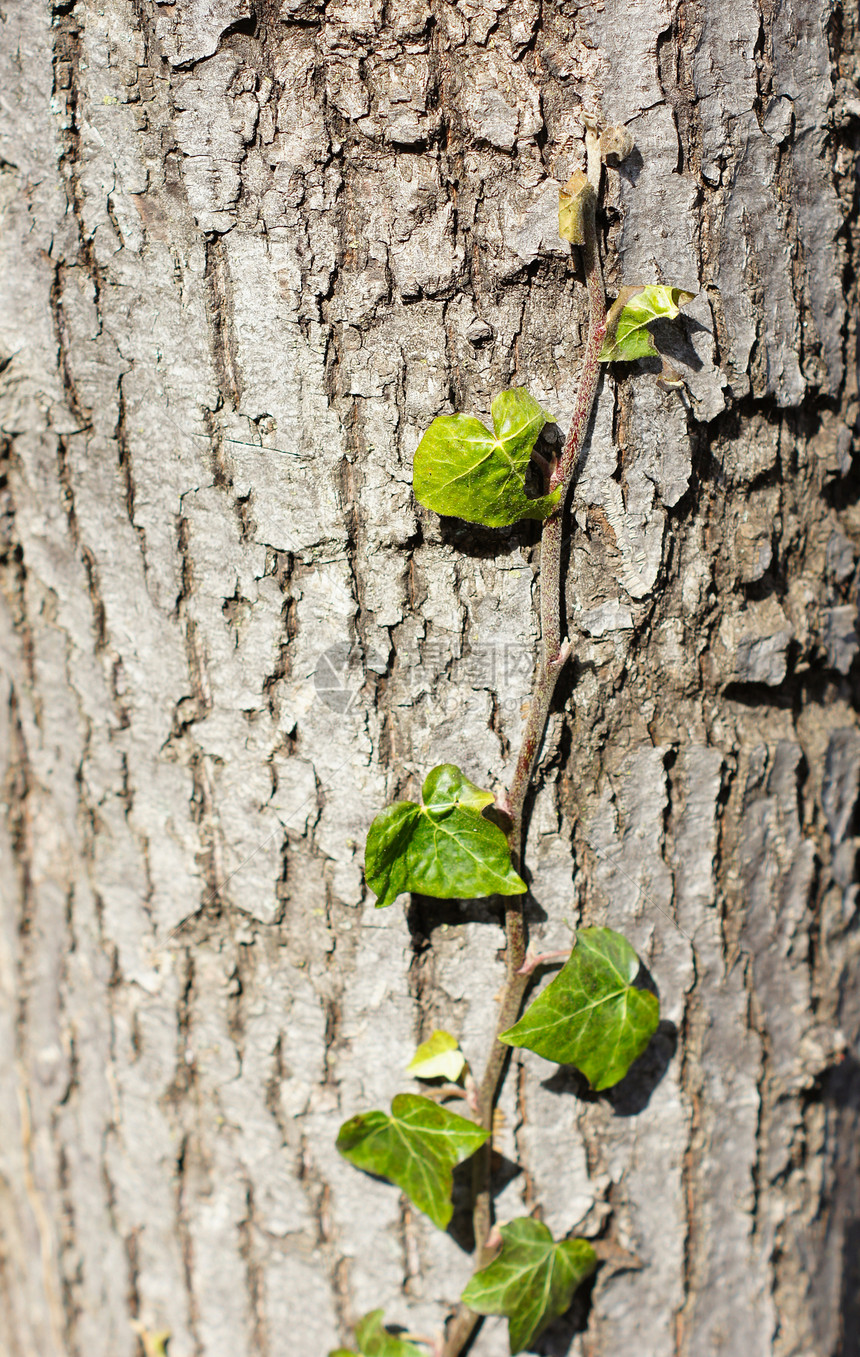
131 1324 171 1357
413 388 560 528
407 1030 466 1082
558 170 595 245
599 284 696 363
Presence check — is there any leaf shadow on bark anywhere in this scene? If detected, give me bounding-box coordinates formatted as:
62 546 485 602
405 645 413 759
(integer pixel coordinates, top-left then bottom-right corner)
406 890 548 938
610 319 706 388
617 146 645 187
435 514 543 560
822 1052 860 1354
650 314 707 371
447 1151 524 1254
531 1268 597 1357
839 1218 860 1357
538 1017 677 1115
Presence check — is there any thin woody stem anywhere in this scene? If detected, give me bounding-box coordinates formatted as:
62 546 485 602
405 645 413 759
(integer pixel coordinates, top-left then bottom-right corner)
442 181 607 1357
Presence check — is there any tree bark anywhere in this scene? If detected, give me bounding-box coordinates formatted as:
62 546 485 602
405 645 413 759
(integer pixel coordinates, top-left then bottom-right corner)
1 1 859 1355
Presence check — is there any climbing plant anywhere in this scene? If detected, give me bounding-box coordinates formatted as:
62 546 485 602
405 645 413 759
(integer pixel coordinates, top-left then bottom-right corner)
334 125 692 1357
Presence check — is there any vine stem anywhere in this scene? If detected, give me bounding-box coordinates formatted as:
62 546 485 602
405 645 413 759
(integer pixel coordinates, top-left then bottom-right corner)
441 149 607 1357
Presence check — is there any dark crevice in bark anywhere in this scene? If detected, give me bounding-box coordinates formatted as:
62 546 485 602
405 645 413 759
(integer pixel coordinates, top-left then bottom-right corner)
51 9 105 332
203 238 244 412
49 266 91 432
55 1140 82 1356
7 690 35 1032
187 750 227 917
124 1225 142 1330
114 373 149 568
79 547 108 652
174 1132 204 1357
0 492 36 695
55 435 79 542
237 1182 269 1355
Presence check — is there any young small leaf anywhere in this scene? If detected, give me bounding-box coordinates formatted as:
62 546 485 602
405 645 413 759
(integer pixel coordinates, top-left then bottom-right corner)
336 1094 489 1230
499 927 659 1090
329 1309 425 1357
413 388 560 527
329 1310 425 1357
132 1328 171 1357
598 284 695 363
558 170 595 245
407 1030 466 1082
461 1218 597 1354
365 764 526 908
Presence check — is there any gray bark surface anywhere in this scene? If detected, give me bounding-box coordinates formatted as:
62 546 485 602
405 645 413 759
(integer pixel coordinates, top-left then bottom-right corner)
1 1 859 1354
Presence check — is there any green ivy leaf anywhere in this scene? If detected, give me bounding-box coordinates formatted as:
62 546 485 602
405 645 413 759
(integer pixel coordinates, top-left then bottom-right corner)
500 927 659 1090
365 764 526 908
461 1218 597 1354
336 1093 489 1230
413 388 561 527
598 284 696 363
407 1030 466 1082
329 1310 425 1357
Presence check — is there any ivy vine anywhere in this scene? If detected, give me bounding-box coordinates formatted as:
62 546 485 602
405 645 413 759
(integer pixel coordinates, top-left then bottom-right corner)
334 123 692 1357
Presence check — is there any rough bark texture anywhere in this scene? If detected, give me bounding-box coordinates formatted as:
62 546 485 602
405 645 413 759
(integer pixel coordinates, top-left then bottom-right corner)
1 1 859 1355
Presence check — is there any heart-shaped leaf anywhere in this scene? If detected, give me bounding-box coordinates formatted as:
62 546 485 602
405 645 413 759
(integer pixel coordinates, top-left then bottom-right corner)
598 284 695 363
336 1094 489 1230
413 387 560 527
365 764 526 908
407 1030 466 1082
500 927 659 1090
461 1218 597 1354
329 1309 426 1357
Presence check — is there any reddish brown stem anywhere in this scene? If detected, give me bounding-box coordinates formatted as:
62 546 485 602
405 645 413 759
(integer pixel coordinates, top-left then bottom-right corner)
442 184 607 1357
516 948 572 976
